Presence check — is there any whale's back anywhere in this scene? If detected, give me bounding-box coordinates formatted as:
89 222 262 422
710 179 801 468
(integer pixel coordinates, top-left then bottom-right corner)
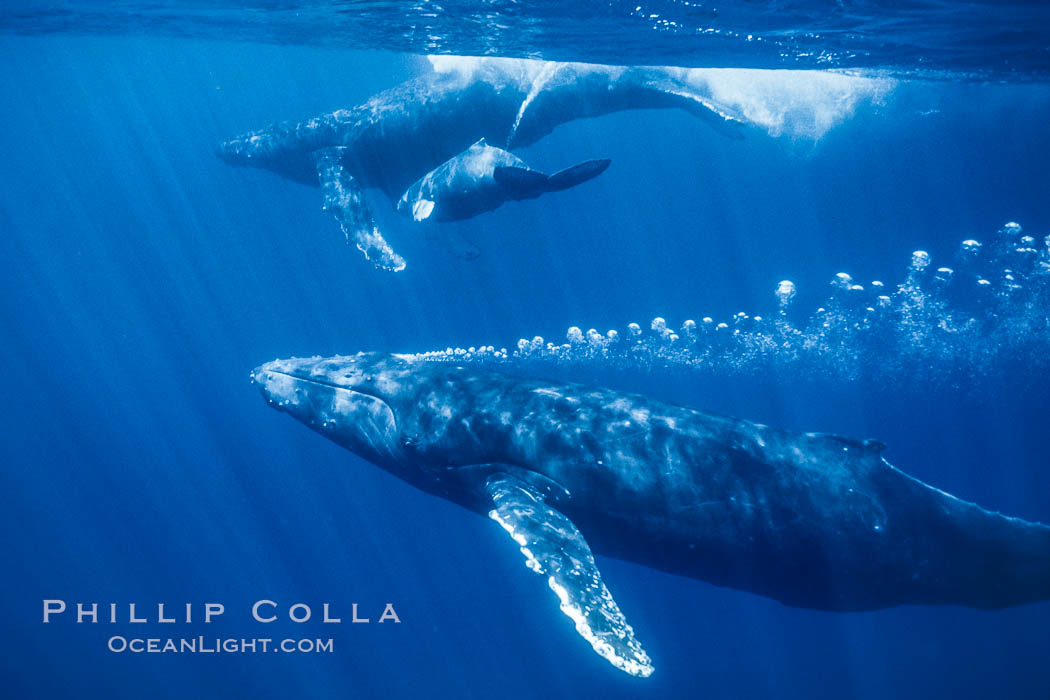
500 383 1050 612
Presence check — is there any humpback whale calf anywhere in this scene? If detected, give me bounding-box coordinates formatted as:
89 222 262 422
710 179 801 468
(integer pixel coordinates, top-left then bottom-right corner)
218 57 742 270
396 139 610 223
251 352 1050 677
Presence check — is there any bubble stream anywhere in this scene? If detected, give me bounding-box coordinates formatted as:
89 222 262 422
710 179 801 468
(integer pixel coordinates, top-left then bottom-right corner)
409 223 1050 387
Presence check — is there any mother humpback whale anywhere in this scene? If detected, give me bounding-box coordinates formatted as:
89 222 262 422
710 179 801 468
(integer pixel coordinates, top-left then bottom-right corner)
251 353 1050 677
217 57 743 270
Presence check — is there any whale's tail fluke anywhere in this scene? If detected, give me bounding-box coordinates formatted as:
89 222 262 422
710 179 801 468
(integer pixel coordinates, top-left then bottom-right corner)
494 159 610 200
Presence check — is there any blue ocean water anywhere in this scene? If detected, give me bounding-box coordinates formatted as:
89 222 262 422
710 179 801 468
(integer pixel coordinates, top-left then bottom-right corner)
2 12 1050 700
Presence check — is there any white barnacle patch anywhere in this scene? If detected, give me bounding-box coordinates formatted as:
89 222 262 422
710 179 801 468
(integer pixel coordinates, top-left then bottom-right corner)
426 393 454 419
332 390 355 416
629 408 651 425
374 371 404 397
262 372 301 407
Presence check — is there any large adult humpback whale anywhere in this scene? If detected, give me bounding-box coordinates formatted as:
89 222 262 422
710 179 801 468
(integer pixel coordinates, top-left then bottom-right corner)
217 57 743 271
251 352 1050 677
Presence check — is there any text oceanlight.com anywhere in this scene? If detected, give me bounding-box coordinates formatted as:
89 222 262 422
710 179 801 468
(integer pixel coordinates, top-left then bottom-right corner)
107 636 334 654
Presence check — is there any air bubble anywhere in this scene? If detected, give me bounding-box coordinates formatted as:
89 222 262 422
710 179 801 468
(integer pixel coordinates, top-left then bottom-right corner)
775 280 797 307
832 272 853 290
1000 221 1023 237
910 250 931 271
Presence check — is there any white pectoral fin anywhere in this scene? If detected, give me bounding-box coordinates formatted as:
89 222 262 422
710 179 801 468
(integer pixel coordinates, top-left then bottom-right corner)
313 147 406 271
485 473 654 678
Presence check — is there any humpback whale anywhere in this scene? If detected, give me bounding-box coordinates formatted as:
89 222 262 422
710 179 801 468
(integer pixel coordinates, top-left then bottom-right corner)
396 138 611 223
218 57 743 271
251 352 1050 677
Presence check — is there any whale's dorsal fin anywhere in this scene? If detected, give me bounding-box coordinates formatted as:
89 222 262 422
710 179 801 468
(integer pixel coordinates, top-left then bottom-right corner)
485 473 654 678
312 147 406 271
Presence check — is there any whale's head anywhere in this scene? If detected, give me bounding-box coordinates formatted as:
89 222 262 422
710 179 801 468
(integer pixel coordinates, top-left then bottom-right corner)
216 125 318 183
252 352 500 482
216 132 267 168
251 353 423 467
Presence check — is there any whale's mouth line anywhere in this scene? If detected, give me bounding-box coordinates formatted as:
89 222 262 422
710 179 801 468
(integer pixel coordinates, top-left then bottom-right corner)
262 369 388 406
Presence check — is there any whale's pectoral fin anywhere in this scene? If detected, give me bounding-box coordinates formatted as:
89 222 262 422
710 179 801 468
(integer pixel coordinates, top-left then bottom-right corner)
312 147 406 272
493 166 549 200
495 159 611 200
545 159 611 192
485 473 654 678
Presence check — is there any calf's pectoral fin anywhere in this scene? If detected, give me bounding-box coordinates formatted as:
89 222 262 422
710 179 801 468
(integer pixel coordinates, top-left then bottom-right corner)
485 473 654 678
312 147 406 272
495 159 611 200
493 166 550 200
545 159 611 192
